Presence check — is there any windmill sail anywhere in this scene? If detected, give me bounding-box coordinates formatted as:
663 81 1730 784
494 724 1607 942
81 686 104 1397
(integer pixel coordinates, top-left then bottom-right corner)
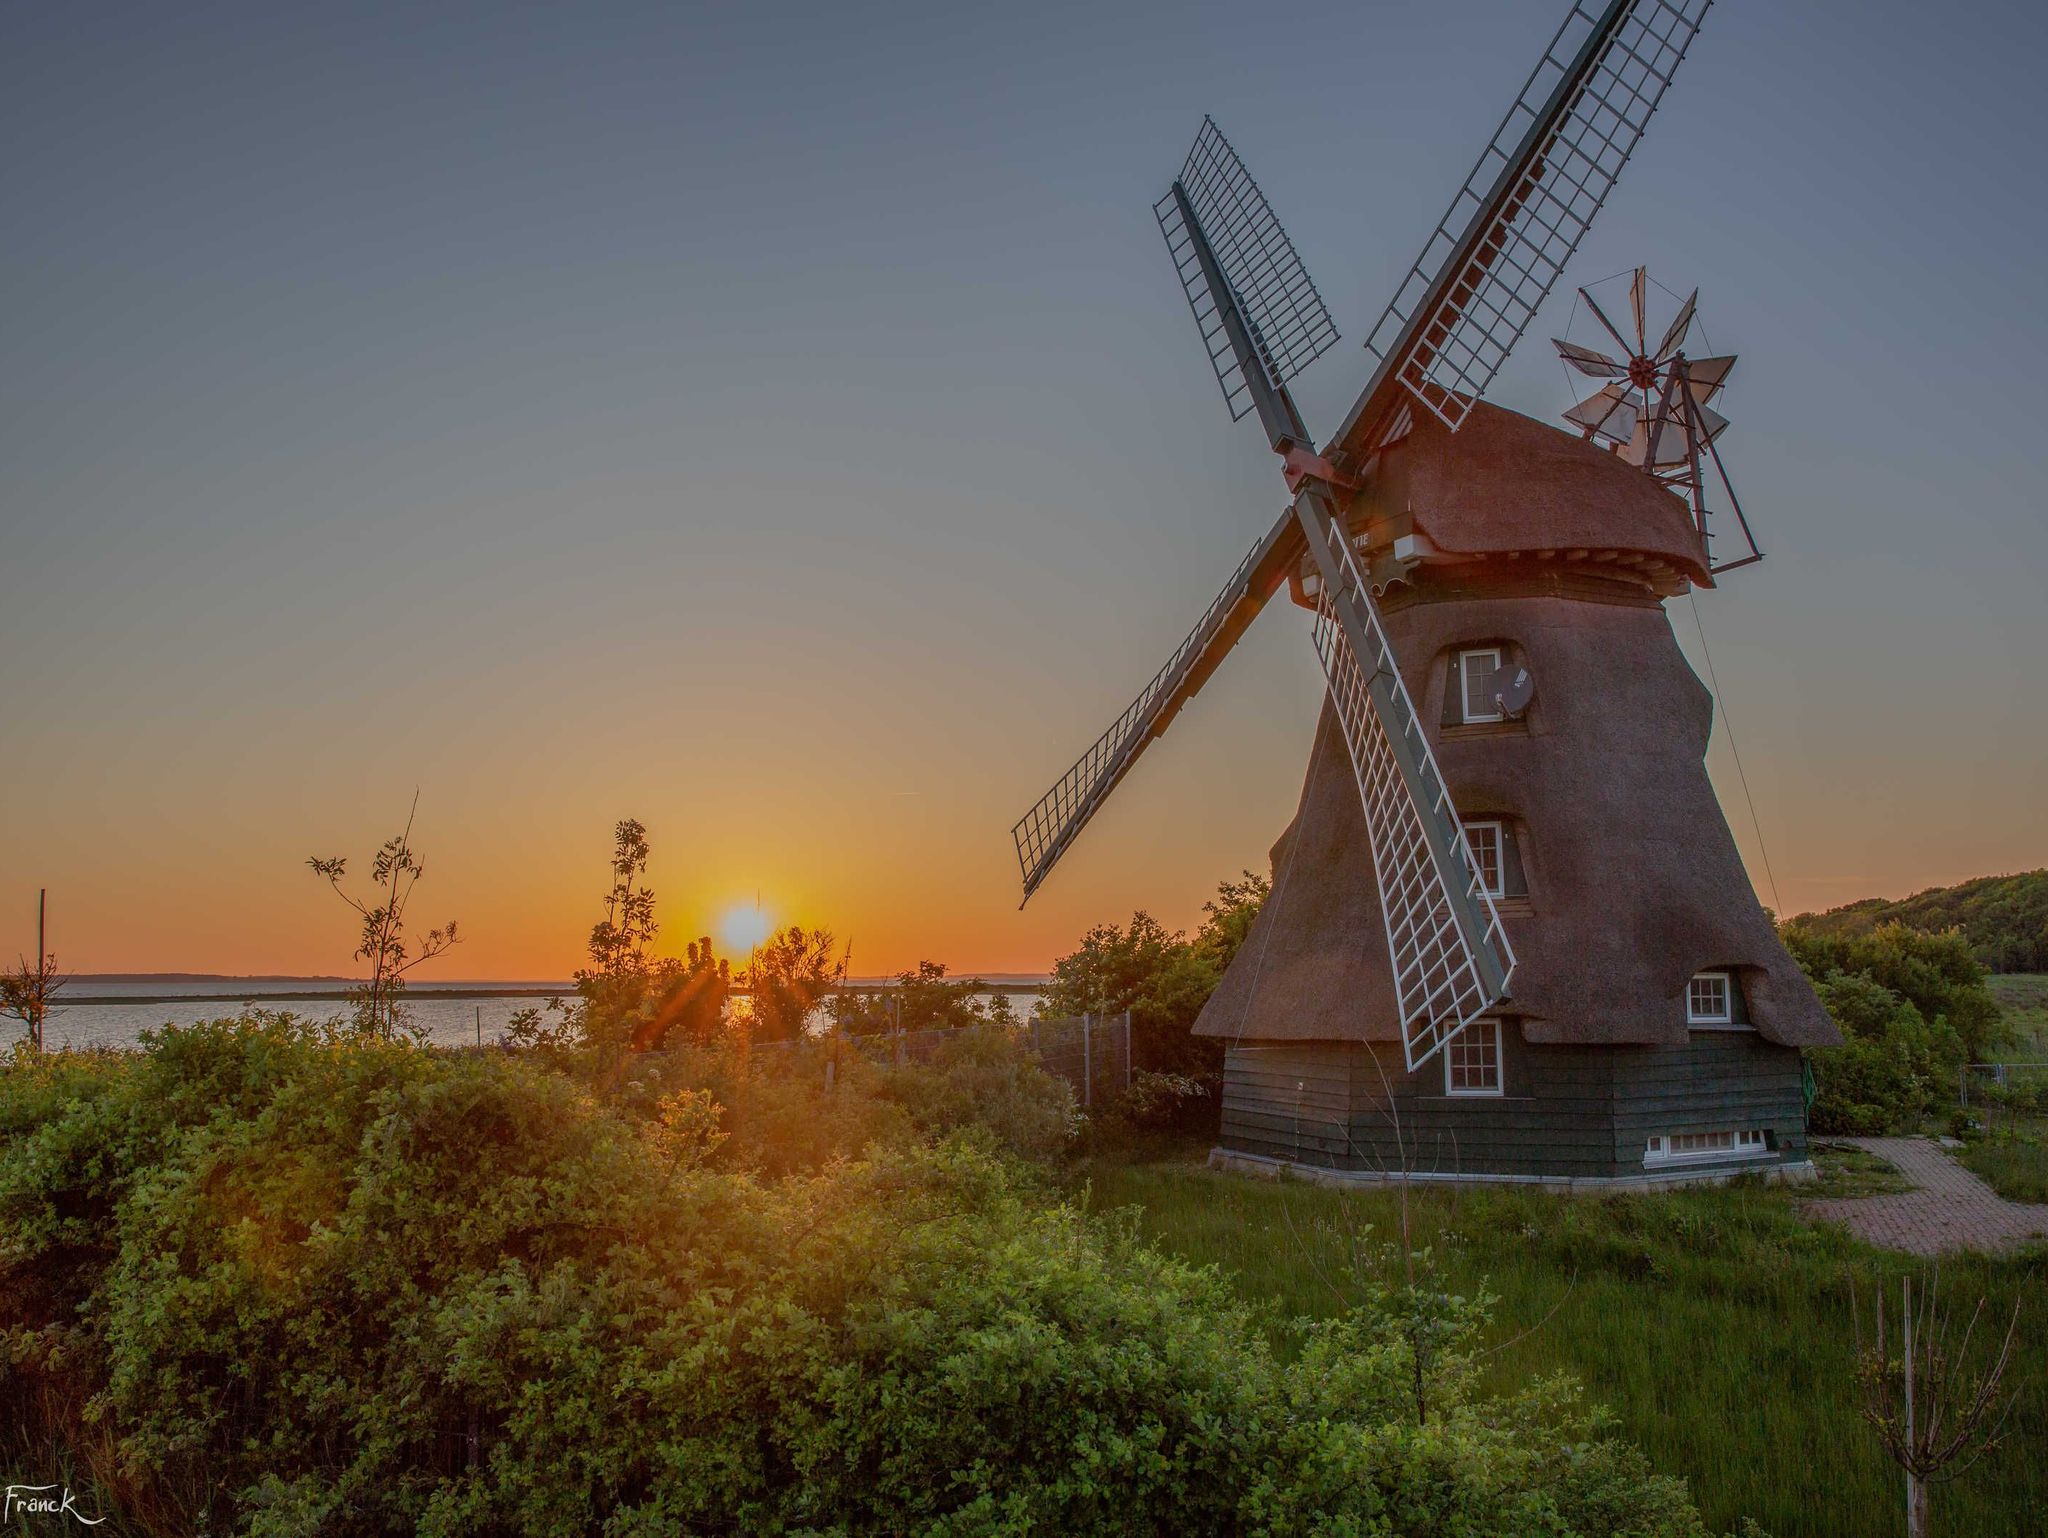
1338 0 1713 460
1298 497 1515 1067
1011 508 1297 902
1156 118 1341 427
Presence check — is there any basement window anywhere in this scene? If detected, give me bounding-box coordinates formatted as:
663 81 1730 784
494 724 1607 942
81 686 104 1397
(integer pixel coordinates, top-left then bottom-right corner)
1686 971 1734 1026
1463 821 1506 898
1444 1020 1503 1097
1644 1129 1770 1166
1455 647 1505 723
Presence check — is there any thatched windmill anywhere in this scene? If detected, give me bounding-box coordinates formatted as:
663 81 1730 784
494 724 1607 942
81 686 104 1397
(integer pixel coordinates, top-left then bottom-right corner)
1013 0 1837 1185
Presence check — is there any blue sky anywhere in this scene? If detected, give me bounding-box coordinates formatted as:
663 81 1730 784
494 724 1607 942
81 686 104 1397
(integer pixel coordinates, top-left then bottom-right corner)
2 0 2043 973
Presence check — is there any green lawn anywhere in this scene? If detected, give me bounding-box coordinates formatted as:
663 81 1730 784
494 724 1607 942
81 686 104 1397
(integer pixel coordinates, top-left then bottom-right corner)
1077 1144 2046 1538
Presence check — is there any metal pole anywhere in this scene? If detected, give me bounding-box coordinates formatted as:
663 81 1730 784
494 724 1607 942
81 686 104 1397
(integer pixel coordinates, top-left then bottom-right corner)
1083 1012 1093 1109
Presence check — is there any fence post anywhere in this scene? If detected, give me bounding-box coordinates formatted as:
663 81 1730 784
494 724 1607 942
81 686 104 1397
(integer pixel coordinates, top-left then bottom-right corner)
1083 1012 1093 1109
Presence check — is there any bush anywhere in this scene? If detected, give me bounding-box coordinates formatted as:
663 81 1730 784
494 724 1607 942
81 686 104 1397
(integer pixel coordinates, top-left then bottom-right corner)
1806 978 1963 1135
1781 921 2000 1060
1037 872 1268 1086
0 1018 1723 1537
867 1024 1078 1163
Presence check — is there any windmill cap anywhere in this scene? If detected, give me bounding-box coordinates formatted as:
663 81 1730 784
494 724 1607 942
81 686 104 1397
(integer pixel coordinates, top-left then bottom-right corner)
1364 401 1712 586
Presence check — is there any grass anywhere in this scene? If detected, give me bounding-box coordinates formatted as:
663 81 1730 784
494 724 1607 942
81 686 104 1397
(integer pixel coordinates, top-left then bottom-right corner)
1988 973 2048 1058
1077 1141 2046 1538
1959 1114 2048 1204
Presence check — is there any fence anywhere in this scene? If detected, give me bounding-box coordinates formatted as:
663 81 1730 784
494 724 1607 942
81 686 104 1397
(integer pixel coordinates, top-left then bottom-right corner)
761 1012 1133 1109
1960 1062 2048 1117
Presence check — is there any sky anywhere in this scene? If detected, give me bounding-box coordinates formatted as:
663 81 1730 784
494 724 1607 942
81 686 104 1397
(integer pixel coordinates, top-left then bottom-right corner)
3 0 2044 979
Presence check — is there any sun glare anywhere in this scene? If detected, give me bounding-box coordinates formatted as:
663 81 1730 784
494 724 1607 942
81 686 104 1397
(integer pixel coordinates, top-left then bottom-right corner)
717 901 773 954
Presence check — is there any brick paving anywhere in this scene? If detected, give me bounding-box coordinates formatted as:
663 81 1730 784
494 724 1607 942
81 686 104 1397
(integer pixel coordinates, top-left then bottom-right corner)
1803 1137 2048 1256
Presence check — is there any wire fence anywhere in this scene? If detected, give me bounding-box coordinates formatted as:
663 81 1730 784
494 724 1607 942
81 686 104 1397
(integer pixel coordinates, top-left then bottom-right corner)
1959 1062 2048 1122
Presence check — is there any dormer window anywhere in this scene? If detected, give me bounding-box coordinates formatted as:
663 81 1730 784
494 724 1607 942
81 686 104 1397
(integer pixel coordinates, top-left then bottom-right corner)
1686 971 1733 1026
1464 820 1506 898
1455 647 1504 723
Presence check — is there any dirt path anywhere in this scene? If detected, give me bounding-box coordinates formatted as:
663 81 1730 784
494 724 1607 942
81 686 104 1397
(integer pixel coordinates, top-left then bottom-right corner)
1804 1136 2048 1256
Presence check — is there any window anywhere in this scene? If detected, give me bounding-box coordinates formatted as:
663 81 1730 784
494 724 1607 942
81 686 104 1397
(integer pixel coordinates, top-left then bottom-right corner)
1463 820 1506 898
1644 1129 1769 1165
1686 971 1733 1025
1444 1020 1503 1096
1456 647 1504 723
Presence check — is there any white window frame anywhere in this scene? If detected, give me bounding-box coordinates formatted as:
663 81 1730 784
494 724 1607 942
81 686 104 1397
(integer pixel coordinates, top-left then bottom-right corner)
1463 819 1506 899
1455 647 1505 724
1443 1019 1504 1097
1686 970 1735 1027
1644 1129 1770 1166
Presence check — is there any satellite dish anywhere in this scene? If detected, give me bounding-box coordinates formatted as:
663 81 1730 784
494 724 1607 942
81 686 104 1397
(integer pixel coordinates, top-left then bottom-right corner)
1494 665 1536 718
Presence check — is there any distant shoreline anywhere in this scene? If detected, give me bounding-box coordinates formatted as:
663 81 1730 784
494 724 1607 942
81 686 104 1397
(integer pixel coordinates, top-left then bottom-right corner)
61 979 1052 1006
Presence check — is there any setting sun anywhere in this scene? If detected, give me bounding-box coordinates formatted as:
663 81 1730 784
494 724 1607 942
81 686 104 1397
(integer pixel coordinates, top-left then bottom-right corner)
717 900 773 955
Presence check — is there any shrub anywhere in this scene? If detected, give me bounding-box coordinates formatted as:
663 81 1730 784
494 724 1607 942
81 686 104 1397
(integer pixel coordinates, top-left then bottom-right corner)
868 1024 1078 1163
1781 921 2000 1060
1037 872 1268 1085
0 1018 1723 1537
1806 979 1962 1135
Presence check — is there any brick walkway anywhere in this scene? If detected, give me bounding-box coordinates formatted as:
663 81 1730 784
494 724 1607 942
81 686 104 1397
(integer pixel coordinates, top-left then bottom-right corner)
1803 1137 2048 1256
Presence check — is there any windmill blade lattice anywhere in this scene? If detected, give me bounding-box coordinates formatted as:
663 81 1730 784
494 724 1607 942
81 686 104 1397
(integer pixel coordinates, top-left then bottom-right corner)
1156 118 1341 422
1011 524 1275 900
1363 0 1712 434
1306 521 1515 1068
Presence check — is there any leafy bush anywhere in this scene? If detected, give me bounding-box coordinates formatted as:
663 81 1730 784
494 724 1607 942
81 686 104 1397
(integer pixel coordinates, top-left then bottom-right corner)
1 1018 1724 1537
1781 921 2000 1060
1038 872 1267 1084
1784 921 1992 1133
1805 977 1964 1136
866 1024 1078 1163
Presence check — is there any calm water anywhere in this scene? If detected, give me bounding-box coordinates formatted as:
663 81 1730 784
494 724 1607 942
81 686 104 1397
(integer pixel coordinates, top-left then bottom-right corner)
38 977 1047 1051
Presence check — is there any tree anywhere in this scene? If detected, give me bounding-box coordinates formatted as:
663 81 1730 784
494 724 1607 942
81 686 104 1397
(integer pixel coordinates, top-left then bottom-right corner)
627 938 732 1052
1854 1271 2021 1538
308 803 460 1040
744 926 841 1043
585 819 657 982
557 820 734 1053
1037 871 1268 1080
1782 921 2001 1060
1 889 64 1054
835 960 1013 1037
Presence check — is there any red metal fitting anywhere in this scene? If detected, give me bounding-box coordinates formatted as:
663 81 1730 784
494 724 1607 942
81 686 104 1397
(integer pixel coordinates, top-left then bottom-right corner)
1280 445 1360 495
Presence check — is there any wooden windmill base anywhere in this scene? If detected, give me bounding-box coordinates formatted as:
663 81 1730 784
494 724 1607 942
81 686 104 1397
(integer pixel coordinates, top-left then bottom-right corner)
1192 697 1819 1187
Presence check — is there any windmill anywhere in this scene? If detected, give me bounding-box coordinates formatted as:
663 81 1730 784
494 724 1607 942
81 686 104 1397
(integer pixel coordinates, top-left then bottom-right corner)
1012 0 1721 1075
1554 267 1761 572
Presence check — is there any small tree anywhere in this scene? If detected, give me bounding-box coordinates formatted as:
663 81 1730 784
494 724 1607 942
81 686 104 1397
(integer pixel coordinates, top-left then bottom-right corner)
744 925 841 1043
626 938 732 1052
1854 1270 2022 1538
585 819 657 981
835 960 1011 1037
1037 871 1268 1080
1 889 64 1053
308 804 460 1040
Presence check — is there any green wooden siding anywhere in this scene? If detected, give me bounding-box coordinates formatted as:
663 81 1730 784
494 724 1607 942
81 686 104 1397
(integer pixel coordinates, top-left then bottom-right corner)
1221 1026 1807 1180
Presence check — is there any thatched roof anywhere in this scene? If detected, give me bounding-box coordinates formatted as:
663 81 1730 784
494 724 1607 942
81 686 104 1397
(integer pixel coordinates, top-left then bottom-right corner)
1362 402 1713 588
